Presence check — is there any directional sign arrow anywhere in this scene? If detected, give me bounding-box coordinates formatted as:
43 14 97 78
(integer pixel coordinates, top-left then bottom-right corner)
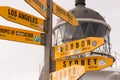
25 0 47 18
0 6 45 32
54 37 104 59
51 65 85 80
0 25 45 45
53 2 78 26
55 56 114 71
25 0 78 26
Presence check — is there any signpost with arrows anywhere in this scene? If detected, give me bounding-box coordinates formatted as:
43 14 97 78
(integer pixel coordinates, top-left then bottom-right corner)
25 0 47 18
55 56 114 71
53 2 78 26
0 25 44 45
54 37 104 59
0 0 115 80
25 0 78 26
0 6 45 32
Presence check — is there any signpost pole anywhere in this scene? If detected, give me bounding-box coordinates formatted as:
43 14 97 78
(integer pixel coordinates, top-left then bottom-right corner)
44 0 53 80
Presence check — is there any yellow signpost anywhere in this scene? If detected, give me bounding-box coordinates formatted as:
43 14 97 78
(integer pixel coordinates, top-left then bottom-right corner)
53 2 78 26
25 0 47 18
55 56 114 71
0 25 44 45
52 65 85 80
0 6 45 32
54 37 104 59
25 0 78 26
0 1 115 80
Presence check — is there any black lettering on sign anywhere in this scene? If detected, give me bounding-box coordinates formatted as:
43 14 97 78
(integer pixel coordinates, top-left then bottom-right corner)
88 66 97 69
87 39 91 46
0 28 10 34
82 47 91 51
81 59 85 66
81 41 85 47
11 30 15 35
63 61 66 67
75 60 78 65
69 61 72 66
61 58 98 69
76 42 79 48
60 46 64 52
88 59 91 65
0 34 5 37
8 9 17 17
94 58 97 64
89 66 93 69
18 13 38 24
66 13 73 21
56 6 65 15
32 0 44 10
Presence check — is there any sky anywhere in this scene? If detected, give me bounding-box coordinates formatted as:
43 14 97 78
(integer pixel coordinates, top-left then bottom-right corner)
0 0 120 80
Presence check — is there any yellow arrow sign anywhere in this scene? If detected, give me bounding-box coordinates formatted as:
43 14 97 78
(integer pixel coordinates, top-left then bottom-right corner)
52 65 85 80
55 56 114 71
0 6 44 32
25 0 47 18
53 2 78 26
0 25 44 45
54 37 104 59
25 0 78 26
